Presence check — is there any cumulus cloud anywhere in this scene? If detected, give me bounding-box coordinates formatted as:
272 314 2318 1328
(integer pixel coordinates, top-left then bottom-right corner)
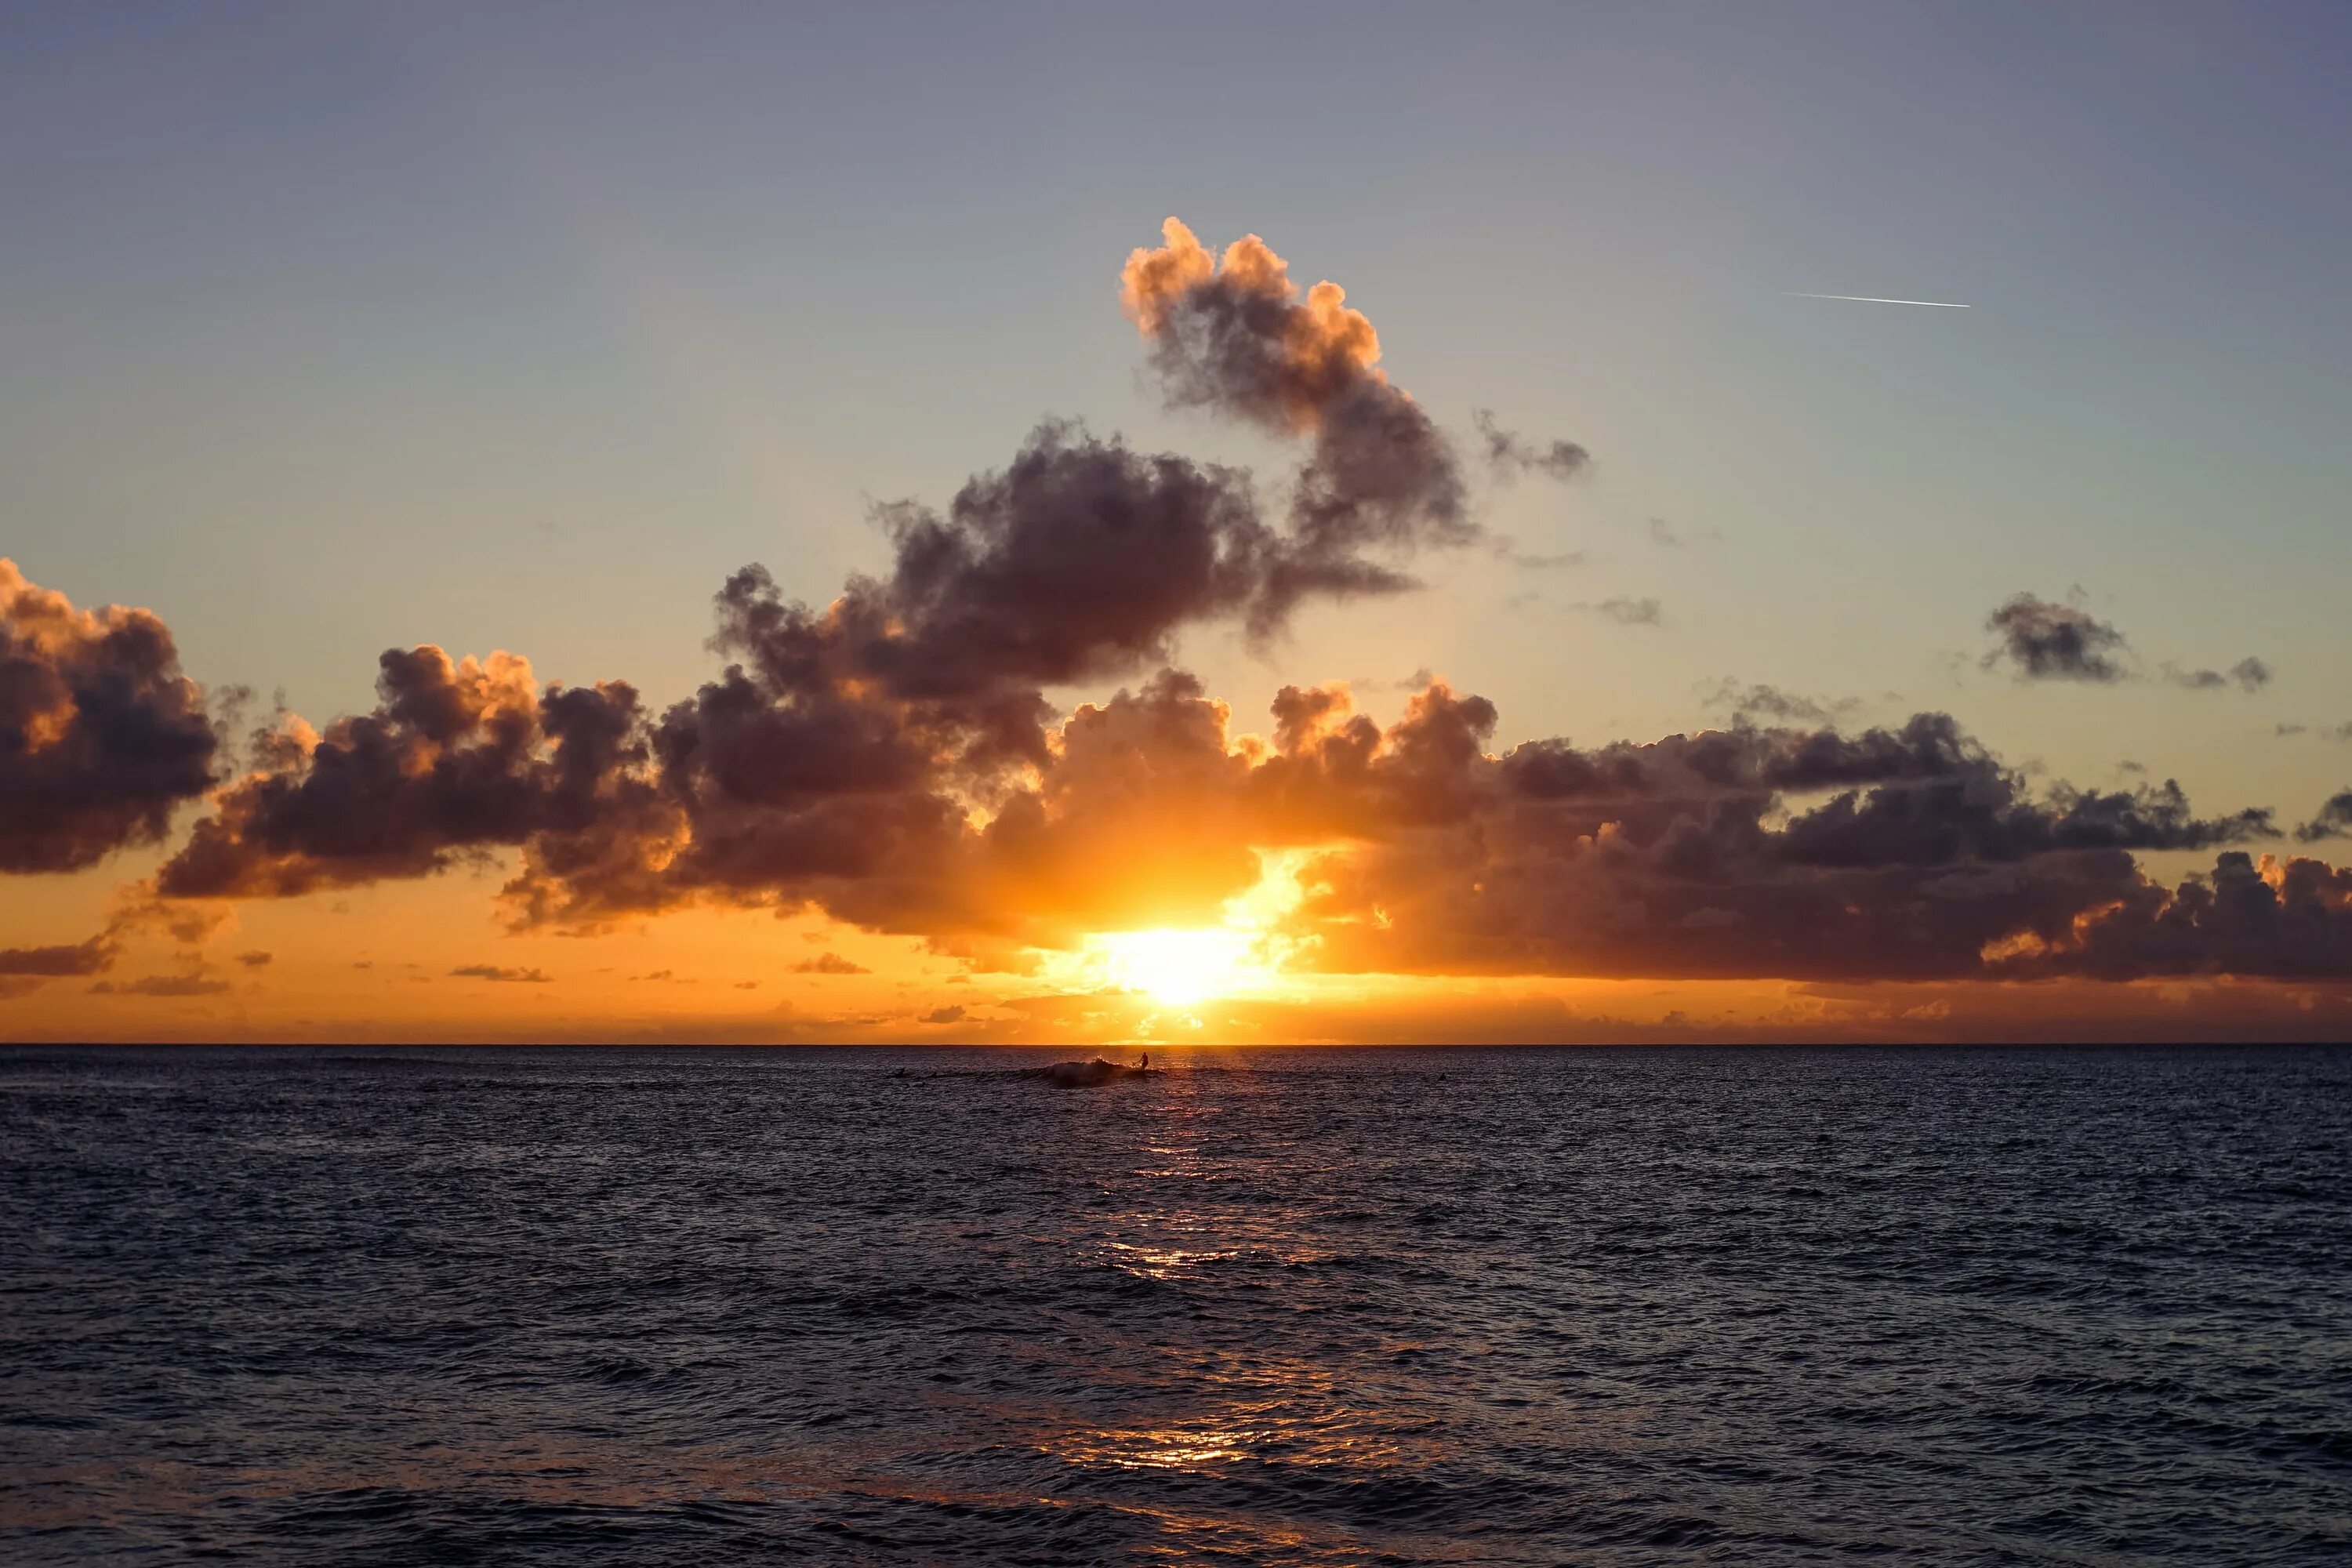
1 560 221 872
141 588 2344 985
159 645 657 902
120 615 2352 985
794 952 869 975
1983 592 2129 681
1122 218 1473 622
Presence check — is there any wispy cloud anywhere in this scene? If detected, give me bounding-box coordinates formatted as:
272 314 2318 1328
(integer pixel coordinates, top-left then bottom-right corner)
1577 596 1664 627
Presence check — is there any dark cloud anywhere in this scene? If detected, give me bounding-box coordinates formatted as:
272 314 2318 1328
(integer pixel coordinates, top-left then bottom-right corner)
1984 593 2268 695
921 1004 967 1025
1577 597 1664 627
861 423 1284 689
794 952 869 975
1991 852 2352 982
159 647 656 901
2296 791 2352 844
1507 549 1592 570
451 964 550 983
131 590 2352 985
1983 592 2129 682
156 226 1527 927
236 950 273 967
1273 702 2319 983
0 937 115 978
1472 410 1590 481
1 560 221 873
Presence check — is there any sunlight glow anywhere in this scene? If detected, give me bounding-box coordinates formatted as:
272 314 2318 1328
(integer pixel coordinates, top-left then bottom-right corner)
1048 849 1317 1010
1094 927 1255 1007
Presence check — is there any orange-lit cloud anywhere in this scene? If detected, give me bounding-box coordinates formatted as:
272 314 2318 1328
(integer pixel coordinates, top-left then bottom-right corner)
0 560 220 872
1123 217 1478 626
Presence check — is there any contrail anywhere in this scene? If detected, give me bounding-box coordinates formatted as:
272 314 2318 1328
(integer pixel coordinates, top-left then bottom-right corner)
1784 292 1969 309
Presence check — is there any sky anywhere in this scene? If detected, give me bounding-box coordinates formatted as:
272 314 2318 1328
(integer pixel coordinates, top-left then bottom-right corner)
5 0 2351 1044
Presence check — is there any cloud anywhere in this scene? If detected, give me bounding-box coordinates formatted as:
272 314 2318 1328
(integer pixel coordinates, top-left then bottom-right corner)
2296 790 2352 843
158 224 1513 925
1274 703 2325 984
1983 591 2129 681
160 645 659 902
1984 592 2266 694
236 949 273 967
1472 410 1589 481
1576 597 1664 627
451 964 551 983
0 937 115 978
0 560 222 873
91 972 232 997
2165 655 2272 693
1646 517 1721 549
1123 218 1474 624
794 952 869 975
147 612 2345 985
1698 680 1862 727
64 221 2350 996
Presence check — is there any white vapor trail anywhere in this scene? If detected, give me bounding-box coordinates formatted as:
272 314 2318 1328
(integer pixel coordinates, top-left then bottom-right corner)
1784 292 1970 309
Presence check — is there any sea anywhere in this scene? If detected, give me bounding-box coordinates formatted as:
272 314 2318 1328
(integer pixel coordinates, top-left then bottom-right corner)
2 1044 2347 1565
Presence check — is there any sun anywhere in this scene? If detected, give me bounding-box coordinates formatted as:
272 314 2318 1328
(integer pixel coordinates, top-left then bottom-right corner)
1092 927 1254 1007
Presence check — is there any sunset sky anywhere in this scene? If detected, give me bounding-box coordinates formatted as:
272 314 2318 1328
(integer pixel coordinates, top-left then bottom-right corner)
6 2 2352 1043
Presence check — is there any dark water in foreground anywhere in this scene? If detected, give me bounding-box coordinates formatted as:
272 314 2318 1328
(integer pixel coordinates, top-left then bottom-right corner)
3 1046 2348 1566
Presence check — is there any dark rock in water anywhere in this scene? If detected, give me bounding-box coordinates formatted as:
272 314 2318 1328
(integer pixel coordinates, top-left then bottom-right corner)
1036 1058 1158 1088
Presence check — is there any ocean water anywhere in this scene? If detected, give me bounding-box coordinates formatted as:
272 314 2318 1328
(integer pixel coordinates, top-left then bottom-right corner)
2 1044 2347 1566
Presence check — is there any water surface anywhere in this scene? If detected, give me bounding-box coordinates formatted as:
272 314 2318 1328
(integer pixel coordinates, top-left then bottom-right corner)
3 1044 2347 1563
